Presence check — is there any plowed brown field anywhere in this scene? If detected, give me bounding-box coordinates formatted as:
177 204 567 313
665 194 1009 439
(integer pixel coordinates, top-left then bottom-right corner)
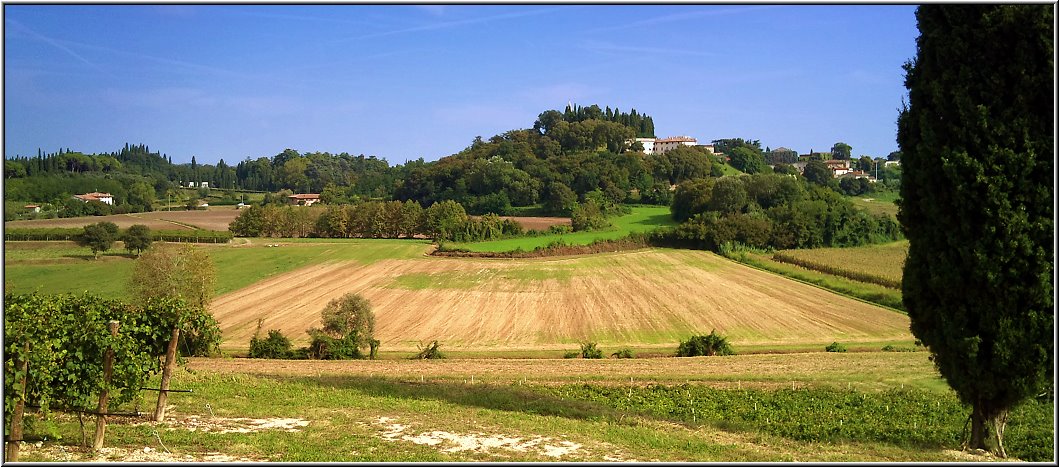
4 208 241 231
211 248 911 352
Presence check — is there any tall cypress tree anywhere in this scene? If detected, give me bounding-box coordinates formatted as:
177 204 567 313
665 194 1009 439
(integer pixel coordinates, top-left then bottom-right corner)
897 5 1053 457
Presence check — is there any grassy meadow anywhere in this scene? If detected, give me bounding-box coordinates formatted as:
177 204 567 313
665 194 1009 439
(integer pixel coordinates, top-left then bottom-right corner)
13 353 1053 462
448 205 676 253
848 189 900 218
3 239 430 299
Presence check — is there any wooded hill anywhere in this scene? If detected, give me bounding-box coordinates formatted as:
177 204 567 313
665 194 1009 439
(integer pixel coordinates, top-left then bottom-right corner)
5 104 714 216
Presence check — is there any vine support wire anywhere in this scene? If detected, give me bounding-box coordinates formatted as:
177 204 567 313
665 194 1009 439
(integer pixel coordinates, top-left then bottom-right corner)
152 430 171 454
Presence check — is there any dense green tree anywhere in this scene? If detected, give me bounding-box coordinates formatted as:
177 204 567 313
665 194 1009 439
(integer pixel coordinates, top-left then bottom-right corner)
670 178 714 222
830 142 852 160
543 181 578 216
896 4 1053 457
727 147 768 174
122 224 153 256
77 222 118 258
423 200 468 240
708 176 748 214
802 160 832 186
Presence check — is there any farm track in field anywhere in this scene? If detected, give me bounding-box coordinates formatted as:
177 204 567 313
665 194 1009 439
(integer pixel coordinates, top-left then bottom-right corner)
210 248 911 352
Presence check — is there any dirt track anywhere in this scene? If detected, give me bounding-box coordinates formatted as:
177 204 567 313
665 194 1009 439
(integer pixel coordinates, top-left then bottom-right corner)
4 208 240 231
211 249 911 352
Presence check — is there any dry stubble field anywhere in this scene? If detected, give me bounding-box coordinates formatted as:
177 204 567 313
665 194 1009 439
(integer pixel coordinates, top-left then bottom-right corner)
211 247 911 353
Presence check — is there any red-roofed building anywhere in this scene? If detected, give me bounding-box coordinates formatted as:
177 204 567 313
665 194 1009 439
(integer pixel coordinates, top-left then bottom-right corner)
288 193 321 206
73 192 114 205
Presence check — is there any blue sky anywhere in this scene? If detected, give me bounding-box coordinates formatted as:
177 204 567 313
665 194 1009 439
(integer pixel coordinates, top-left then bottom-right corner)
4 4 919 165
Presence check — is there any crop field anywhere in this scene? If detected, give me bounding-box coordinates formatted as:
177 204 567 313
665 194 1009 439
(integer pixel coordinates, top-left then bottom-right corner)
771 240 908 289
13 353 1053 462
209 246 911 353
450 205 675 253
3 208 242 231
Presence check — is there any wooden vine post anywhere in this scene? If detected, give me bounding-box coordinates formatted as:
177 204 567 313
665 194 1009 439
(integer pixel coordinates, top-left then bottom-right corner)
154 327 181 422
92 320 119 451
5 342 31 462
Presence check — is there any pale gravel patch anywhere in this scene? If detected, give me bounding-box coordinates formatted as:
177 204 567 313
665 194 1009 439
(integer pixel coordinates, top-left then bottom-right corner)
372 416 592 459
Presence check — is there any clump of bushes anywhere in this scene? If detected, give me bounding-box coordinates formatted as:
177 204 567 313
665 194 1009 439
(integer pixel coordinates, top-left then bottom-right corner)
248 319 293 359
881 344 915 352
413 340 445 360
825 341 847 353
677 330 734 356
580 342 604 359
611 348 634 359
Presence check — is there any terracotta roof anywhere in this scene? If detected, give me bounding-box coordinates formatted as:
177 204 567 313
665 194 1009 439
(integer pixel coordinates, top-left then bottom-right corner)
288 193 320 199
74 192 113 201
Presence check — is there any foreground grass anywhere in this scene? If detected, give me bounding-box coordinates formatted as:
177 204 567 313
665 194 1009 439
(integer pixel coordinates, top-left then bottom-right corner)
3 239 429 299
449 205 675 253
14 354 1052 462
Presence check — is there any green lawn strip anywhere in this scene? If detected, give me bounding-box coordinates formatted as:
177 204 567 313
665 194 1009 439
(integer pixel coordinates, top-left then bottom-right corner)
450 205 675 253
17 367 1050 461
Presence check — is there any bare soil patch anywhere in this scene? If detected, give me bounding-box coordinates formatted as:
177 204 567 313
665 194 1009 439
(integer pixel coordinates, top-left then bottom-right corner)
4 208 241 231
210 249 911 352
499 216 570 231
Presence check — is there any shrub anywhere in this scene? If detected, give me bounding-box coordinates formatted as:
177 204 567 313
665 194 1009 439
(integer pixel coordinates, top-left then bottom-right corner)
611 348 634 359
306 331 363 360
249 320 293 359
825 341 847 353
562 351 579 359
580 342 603 359
677 330 734 357
412 340 445 360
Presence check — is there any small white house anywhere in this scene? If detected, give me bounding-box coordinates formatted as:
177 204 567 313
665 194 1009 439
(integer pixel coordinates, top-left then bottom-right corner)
24 204 40 213
200 182 209 189
187 181 196 188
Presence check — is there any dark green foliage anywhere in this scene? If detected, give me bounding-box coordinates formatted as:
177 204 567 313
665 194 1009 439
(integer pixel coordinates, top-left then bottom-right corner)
708 177 748 214
838 177 871 196
76 222 117 258
825 342 847 353
579 342 604 359
897 4 1053 455
306 331 363 360
677 330 734 357
670 178 714 223
4 293 190 428
543 384 1053 461
562 351 579 359
802 160 832 186
727 146 768 174
122 224 152 255
611 348 634 359
543 181 578 215
249 320 293 359
830 142 852 160
413 341 445 360
176 306 223 357
570 199 609 232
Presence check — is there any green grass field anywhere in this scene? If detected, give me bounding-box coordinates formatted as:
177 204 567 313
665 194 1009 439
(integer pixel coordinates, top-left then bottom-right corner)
449 205 676 253
848 190 900 217
12 353 1052 462
3 239 430 299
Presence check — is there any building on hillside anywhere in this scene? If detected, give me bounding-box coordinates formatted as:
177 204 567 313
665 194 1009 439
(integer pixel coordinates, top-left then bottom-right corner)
654 136 698 154
697 144 717 155
884 160 901 167
824 160 851 176
73 192 114 205
288 193 321 206
628 136 700 155
633 138 656 154
200 182 209 189
842 170 877 183
24 204 40 213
